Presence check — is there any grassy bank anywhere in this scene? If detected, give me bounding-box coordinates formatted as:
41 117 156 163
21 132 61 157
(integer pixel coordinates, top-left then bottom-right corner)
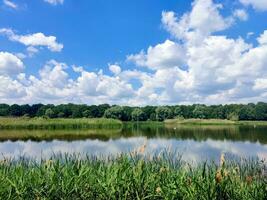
0 117 122 130
165 118 267 126
0 154 266 199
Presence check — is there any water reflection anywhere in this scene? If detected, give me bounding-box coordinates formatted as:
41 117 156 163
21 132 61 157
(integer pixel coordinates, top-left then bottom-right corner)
0 123 267 162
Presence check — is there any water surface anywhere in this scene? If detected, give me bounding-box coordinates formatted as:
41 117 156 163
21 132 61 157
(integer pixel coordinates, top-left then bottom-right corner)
0 123 266 163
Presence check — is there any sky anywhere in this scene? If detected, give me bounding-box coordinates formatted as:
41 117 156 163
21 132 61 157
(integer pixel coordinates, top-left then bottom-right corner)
0 0 267 105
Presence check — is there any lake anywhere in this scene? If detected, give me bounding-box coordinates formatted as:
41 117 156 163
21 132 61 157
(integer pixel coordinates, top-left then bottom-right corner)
0 123 267 163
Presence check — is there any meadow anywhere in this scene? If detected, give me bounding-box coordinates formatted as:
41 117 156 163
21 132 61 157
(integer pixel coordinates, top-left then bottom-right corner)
0 153 266 199
0 117 122 130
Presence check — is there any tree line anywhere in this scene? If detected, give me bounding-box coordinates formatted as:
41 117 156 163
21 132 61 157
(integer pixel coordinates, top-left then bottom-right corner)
0 102 267 121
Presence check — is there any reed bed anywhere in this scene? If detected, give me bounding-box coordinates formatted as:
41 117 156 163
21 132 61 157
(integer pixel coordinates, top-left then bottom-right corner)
0 117 122 130
165 118 267 126
0 153 266 199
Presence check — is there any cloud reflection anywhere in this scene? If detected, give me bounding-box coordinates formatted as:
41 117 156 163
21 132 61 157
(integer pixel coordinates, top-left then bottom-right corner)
0 137 266 163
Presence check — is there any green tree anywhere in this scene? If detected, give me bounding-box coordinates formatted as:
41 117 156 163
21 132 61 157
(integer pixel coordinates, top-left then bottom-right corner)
131 108 146 121
193 105 207 119
57 112 65 118
227 112 239 121
9 104 23 116
104 106 125 120
174 106 183 118
155 106 172 121
83 110 93 118
239 104 256 120
255 102 267 120
0 104 9 116
45 108 55 118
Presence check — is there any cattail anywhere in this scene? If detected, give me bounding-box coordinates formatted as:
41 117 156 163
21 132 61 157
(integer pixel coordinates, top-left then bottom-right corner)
160 167 169 173
216 170 222 183
45 160 53 168
187 178 192 186
137 138 147 154
156 187 162 193
246 176 253 184
220 153 225 166
223 169 229 177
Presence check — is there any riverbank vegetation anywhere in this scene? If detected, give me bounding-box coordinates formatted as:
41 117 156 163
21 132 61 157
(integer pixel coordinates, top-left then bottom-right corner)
0 153 266 199
165 118 267 126
0 118 122 130
1 102 267 122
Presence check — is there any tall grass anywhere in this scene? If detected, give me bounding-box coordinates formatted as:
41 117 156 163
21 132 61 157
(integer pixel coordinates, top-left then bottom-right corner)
0 153 266 199
165 118 267 126
0 117 122 130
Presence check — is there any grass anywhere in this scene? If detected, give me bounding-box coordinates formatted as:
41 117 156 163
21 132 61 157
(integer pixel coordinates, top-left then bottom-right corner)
165 118 267 126
0 153 266 199
0 117 122 130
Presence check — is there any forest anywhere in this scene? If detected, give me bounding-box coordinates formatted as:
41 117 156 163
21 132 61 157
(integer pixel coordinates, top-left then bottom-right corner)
0 102 267 121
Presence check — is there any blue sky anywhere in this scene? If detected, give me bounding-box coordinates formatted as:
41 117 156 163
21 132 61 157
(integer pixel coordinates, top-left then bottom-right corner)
0 0 267 105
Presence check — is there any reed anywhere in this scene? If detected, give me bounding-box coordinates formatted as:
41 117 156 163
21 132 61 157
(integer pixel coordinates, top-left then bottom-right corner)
0 153 266 199
165 118 267 126
0 117 122 130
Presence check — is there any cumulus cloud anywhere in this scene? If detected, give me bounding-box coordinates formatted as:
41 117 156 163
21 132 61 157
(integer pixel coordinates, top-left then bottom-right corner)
0 60 136 104
127 0 267 105
3 0 17 9
44 0 64 6
239 0 267 11
161 0 233 44
0 75 26 99
127 40 186 70
0 0 267 105
253 78 267 90
0 28 63 52
257 30 267 45
0 52 24 75
109 64 121 75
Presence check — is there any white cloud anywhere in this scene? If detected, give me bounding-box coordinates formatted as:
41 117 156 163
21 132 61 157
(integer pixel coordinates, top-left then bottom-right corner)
127 40 186 70
239 0 267 11
233 9 248 21
0 28 63 52
26 46 39 57
0 52 24 75
3 0 17 9
253 78 267 90
0 75 26 99
161 0 233 44
0 0 267 105
44 0 64 6
257 30 267 45
0 60 136 104
109 64 121 75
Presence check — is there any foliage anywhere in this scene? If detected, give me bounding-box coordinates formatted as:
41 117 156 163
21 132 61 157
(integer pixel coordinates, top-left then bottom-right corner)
227 112 239 121
193 105 207 119
131 108 146 121
104 106 126 120
45 108 56 119
155 106 172 121
0 154 266 199
0 102 267 121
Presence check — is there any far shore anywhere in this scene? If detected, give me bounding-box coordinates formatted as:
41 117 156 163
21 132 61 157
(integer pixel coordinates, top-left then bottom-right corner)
0 117 267 130
164 118 267 126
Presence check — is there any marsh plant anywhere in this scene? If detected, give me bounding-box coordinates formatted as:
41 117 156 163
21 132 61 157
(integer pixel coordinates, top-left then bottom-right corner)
0 151 266 200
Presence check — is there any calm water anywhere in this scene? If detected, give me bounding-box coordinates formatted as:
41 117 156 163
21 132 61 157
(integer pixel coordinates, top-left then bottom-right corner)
0 123 267 162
